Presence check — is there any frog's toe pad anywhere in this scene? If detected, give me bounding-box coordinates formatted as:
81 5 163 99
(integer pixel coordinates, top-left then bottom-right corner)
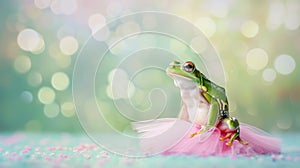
241 141 249 145
189 133 196 138
219 137 225 141
226 142 233 146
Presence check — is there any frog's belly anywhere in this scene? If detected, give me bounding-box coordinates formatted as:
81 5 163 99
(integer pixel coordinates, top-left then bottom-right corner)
193 103 210 125
182 92 210 125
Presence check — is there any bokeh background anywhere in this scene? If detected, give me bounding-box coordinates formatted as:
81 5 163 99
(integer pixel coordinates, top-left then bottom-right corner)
0 0 299 133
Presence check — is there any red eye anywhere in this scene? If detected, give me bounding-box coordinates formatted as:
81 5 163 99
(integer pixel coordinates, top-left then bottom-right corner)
182 61 195 72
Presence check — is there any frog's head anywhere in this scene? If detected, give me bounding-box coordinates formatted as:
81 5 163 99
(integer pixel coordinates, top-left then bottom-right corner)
166 60 202 86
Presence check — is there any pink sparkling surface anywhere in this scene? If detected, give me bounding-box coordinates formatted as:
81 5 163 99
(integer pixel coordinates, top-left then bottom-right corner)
0 132 299 167
0 133 114 167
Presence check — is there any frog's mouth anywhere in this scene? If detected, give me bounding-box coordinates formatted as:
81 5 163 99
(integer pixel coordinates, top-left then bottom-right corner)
167 72 192 81
166 66 190 79
167 72 197 89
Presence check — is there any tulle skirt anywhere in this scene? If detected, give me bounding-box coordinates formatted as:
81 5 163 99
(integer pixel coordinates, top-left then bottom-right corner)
132 118 281 157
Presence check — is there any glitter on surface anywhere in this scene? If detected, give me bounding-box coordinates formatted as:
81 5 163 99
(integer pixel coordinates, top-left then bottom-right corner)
0 133 299 167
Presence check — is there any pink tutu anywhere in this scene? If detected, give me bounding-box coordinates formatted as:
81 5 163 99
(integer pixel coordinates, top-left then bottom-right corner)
132 118 281 157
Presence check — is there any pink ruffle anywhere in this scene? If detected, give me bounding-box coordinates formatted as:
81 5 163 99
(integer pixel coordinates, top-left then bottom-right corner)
132 118 281 157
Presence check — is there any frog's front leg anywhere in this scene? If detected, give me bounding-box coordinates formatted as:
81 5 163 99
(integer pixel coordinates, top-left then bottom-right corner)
189 98 218 138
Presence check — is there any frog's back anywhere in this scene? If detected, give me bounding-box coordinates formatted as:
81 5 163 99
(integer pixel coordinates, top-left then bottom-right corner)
203 77 228 102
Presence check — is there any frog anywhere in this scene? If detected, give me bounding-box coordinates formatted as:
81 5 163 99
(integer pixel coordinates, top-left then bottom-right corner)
166 60 248 146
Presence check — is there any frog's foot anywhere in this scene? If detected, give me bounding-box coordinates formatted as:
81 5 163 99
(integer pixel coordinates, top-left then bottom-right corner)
219 137 225 141
189 131 201 138
237 137 249 145
225 132 239 146
190 125 214 138
226 141 233 146
219 132 232 141
241 141 249 145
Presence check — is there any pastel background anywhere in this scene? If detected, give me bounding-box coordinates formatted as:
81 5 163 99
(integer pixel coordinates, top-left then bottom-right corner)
0 0 299 134
1 0 300 167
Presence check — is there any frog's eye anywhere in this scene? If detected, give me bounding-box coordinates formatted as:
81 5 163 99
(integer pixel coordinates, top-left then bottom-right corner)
182 61 195 73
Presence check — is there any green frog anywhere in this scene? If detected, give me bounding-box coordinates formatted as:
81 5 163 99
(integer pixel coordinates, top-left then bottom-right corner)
166 61 248 146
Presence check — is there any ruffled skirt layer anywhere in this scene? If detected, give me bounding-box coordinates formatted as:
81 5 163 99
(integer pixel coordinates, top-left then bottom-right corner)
132 118 280 157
